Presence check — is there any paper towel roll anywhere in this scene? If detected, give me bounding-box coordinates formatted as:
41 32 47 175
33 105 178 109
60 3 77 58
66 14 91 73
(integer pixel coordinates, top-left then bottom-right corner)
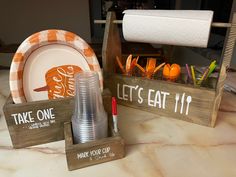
122 10 213 48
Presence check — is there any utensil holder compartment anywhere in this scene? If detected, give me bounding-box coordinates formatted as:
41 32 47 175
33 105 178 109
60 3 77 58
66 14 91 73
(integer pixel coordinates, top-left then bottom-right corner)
101 12 235 127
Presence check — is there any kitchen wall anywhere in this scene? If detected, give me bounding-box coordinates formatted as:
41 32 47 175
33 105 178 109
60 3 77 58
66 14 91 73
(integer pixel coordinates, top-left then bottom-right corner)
0 0 91 45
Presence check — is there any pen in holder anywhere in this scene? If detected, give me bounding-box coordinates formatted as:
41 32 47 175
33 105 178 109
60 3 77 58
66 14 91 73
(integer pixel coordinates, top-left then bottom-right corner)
72 71 108 144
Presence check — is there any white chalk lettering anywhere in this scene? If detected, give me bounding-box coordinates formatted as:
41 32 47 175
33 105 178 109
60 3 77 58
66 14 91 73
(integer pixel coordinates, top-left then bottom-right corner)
154 91 161 108
102 147 110 153
76 146 112 161
12 113 19 125
90 149 102 156
11 111 34 125
77 151 89 159
37 108 55 121
138 87 143 104
117 84 142 102
161 91 170 109
117 84 122 100
116 83 190 114
122 85 129 101
148 89 155 106
129 85 137 102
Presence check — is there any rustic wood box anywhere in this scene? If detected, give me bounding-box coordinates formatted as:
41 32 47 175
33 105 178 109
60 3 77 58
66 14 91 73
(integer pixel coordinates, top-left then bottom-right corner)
64 122 125 170
64 89 125 170
101 12 236 127
3 89 114 148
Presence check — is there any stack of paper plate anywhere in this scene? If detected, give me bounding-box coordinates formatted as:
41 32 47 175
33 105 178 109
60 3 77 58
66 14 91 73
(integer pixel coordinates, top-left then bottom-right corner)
9 29 103 103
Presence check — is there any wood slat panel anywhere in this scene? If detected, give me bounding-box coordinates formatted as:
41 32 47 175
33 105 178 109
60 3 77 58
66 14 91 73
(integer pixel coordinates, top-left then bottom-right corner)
105 74 216 126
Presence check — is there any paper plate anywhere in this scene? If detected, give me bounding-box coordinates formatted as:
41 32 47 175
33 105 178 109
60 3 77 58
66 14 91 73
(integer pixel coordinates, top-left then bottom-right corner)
10 29 103 103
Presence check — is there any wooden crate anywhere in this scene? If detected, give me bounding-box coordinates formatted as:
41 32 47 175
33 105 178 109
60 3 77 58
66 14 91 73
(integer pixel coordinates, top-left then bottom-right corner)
102 12 236 127
64 89 125 170
3 89 113 148
64 122 125 170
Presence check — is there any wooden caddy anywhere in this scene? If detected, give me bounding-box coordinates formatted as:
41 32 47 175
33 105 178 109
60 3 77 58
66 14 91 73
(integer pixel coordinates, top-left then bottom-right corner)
3 96 73 148
100 12 236 127
64 89 125 170
3 89 125 154
64 123 125 170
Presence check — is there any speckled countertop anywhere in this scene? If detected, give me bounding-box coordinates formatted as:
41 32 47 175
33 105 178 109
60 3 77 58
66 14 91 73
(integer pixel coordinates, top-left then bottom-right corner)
1 70 236 177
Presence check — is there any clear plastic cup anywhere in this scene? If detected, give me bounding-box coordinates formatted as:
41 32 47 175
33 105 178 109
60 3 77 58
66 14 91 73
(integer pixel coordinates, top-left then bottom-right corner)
72 71 107 143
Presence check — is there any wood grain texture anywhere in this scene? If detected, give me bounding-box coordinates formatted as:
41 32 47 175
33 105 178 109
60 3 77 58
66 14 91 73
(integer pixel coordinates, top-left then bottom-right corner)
105 74 216 126
64 90 125 170
101 12 236 127
102 12 122 74
3 96 73 148
64 122 125 170
212 13 236 126
217 13 236 91
3 89 112 148
210 68 226 127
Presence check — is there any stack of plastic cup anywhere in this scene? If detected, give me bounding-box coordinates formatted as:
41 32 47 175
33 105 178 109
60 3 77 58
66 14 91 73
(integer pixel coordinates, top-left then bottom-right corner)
72 71 108 144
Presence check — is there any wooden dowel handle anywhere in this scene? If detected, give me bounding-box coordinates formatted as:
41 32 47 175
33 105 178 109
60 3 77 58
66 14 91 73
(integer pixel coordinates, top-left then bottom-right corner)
94 20 122 24
94 20 232 28
211 22 231 28
94 20 106 24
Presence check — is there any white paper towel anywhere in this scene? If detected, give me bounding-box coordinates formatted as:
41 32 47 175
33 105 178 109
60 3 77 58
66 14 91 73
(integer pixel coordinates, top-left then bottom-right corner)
122 10 213 48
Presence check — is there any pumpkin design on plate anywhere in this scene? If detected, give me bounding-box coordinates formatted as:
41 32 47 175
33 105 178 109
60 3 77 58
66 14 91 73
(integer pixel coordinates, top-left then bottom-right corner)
34 65 82 99
163 64 181 81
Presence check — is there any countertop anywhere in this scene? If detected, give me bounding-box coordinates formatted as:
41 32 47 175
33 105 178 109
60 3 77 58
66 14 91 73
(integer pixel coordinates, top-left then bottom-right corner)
1 70 236 177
